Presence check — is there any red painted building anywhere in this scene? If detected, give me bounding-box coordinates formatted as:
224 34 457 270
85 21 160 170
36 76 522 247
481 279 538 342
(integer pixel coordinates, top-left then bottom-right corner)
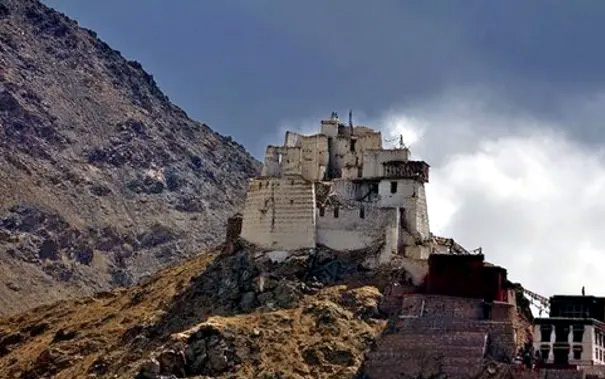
426 254 510 302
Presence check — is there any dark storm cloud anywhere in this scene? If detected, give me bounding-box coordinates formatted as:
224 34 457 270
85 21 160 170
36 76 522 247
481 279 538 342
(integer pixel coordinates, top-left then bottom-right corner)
44 0 605 155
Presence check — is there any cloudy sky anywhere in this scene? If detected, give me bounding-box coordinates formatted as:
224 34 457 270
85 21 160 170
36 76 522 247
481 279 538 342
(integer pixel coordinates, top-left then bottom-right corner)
45 0 605 298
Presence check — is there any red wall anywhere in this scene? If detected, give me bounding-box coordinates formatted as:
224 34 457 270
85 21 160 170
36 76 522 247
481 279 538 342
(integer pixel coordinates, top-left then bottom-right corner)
426 254 508 302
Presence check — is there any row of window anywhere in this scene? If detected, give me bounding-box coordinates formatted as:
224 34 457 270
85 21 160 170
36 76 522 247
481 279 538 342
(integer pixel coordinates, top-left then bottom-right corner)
540 345 582 362
318 206 364 219
252 181 403 195
540 325 584 343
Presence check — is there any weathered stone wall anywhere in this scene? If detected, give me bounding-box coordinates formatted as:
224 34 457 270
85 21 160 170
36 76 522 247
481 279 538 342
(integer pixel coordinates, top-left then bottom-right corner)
353 125 380 137
261 146 282 177
281 146 302 176
328 133 381 180
316 204 394 251
379 179 430 241
320 120 339 137
284 131 302 147
394 256 430 285
240 177 316 250
399 294 485 319
492 301 516 321
299 134 329 181
362 148 410 178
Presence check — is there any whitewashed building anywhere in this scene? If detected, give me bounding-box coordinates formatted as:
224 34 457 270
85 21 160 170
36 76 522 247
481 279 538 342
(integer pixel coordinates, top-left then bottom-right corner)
241 112 451 263
534 295 605 366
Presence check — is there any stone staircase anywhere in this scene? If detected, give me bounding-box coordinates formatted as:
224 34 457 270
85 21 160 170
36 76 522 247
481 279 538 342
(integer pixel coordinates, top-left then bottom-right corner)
362 316 490 378
360 294 518 378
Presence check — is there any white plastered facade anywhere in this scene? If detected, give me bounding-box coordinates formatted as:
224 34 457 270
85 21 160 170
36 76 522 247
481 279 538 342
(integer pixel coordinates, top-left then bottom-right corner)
241 114 434 260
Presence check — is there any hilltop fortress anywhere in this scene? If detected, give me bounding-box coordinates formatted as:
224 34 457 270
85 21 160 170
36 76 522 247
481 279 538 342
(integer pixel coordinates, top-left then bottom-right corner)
240 112 468 263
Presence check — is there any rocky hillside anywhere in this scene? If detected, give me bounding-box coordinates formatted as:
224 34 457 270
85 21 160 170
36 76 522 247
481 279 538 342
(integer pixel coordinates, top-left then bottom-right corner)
0 243 391 378
0 0 260 315
0 241 534 379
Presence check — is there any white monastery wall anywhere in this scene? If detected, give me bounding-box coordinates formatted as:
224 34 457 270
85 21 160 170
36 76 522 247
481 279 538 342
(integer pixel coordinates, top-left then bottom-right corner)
261 146 282 177
378 179 429 240
328 133 381 179
241 177 316 250
281 147 302 176
261 135 330 181
321 121 339 137
300 135 329 181
285 131 302 147
356 133 382 151
329 136 355 178
330 180 378 202
317 204 394 251
352 126 379 137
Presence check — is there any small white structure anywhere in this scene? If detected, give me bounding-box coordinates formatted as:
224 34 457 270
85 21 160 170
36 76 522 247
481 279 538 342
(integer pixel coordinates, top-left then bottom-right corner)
534 295 605 367
241 112 442 262
534 319 605 366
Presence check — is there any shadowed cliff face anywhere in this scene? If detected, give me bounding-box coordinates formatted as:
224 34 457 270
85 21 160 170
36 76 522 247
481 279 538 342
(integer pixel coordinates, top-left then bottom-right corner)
0 0 260 315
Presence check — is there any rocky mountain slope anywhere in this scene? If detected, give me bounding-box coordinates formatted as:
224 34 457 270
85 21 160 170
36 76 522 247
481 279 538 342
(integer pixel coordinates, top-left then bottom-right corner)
0 241 532 379
0 0 260 316
0 243 390 378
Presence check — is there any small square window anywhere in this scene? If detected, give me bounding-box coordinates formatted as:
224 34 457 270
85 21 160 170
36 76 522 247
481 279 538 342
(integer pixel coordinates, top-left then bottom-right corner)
359 207 365 219
540 326 552 342
390 181 398 194
573 325 584 342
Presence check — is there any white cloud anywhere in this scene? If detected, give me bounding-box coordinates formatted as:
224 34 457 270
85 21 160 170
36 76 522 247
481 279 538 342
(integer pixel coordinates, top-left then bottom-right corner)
376 90 605 298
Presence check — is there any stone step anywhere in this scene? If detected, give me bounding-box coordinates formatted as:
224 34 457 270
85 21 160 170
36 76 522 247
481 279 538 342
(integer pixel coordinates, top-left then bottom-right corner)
368 345 486 360
362 357 485 379
394 317 513 332
441 364 483 378
441 356 484 366
381 331 487 348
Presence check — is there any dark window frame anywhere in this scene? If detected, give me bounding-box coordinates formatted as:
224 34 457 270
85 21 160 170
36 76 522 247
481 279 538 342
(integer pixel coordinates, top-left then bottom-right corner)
540 326 552 342
572 325 584 343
